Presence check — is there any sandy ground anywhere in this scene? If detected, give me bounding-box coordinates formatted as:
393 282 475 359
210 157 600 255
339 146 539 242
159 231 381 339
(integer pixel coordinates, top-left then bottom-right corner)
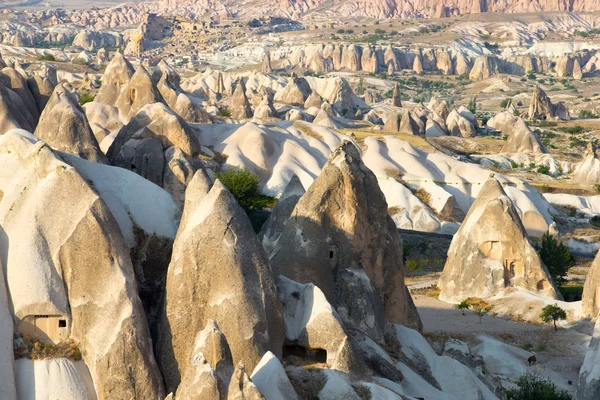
413 293 594 393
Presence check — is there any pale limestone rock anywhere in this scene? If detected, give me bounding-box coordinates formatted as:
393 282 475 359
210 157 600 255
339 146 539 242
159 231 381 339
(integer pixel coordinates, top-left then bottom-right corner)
157 175 284 393
35 84 107 163
439 178 561 303
269 141 422 336
501 118 548 153
95 51 135 106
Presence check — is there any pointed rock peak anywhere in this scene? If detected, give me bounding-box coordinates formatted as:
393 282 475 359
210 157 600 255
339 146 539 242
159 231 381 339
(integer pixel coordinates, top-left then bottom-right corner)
34 83 107 163
439 175 561 302
228 362 265 400
153 59 180 87
585 141 598 159
103 51 134 84
280 175 305 201
181 168 213 221
328 140 362 172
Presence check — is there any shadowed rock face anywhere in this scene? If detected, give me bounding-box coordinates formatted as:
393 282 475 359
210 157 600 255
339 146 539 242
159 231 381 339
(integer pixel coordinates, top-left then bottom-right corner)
501 118 549 154
269 141 422 338
157 173 284 393
577 315 600 400
583 249 600 318
439 177 561 303
35 84 107 163
116 66 166 121
0 131 164 399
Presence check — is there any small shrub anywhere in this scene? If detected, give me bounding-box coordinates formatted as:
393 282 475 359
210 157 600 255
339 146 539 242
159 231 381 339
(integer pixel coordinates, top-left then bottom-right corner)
454 299 470 315
216 168 276 212
539 184 549 193
406 260 422 277
218 107 232 117
510 160 519 169
537 164 551 175
506 374 570 400
414 188 432 206
38 54 55 61
79 93 95 106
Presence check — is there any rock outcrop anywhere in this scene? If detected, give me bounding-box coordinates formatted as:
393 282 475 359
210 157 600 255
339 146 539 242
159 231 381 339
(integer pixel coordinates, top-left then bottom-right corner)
576 316 600 400
0 130 165 399
574 142 600 183
230 78 253 119
583 248 600 318
269 141 422 338
501 118 549 153
439 177 561 302
115 65 165 120
274 77 311 106
259 175 305 254
95 51 134 105
157 172 284 393
391 83 402 107
34 84 107 163
528 85 570 121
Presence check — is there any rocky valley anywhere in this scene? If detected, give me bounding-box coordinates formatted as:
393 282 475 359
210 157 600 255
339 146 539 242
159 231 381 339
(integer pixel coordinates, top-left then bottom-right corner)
2 0 600 400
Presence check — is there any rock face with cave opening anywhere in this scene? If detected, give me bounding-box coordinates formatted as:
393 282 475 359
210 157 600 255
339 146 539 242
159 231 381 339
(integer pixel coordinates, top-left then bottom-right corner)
269 141 422 339
438 177 561 303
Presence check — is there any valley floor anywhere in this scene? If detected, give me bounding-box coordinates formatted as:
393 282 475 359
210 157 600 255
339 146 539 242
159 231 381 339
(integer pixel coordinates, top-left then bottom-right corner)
413 292 595 393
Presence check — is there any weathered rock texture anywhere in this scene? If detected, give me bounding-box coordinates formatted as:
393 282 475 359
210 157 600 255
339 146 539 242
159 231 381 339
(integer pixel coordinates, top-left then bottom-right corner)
157 172 284 393
501 118 549 153
583 249 600 318
95 51 134 105
439 177 561 302
576 315 600 400
269 141 422 338
0 130 164 399
34 84 107 163
528 85 570 121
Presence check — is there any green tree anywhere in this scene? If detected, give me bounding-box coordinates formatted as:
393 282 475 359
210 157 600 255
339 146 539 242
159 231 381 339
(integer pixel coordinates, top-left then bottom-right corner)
216 168 275 213
537 232 575 285
540 304 567 332
406 260 421 277
467 96 477 114
506 374 570 400
356 77 365 95
454 299 470 315
79 93 95 106
473 307 488 324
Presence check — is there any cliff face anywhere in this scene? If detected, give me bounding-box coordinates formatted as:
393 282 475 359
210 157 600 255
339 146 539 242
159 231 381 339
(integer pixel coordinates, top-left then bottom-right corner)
236 0 595 19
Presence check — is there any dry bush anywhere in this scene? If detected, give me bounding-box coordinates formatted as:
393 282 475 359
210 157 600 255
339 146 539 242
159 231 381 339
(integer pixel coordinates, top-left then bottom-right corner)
414 188 432 206
14 335 82 361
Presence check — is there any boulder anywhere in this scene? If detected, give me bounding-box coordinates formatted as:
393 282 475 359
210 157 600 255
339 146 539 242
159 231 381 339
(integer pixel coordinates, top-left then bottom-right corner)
157 174 284 393
501 118 548 153
269 141 423 337
35 84 107 163
364 109 383 125
250 352 299 400
399 109 424 136
438 177 561 302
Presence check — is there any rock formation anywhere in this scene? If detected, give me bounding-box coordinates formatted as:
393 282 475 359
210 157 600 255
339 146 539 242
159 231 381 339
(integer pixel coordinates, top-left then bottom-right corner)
304 89 322 109
501 118 549 153
469 56 499 81
399 109 424 135
0 67 40 123
447 110 476 138
487 111 518 133
157 173 284 393
439 177 561 302
576 316 600 400
0 130 165 399
262 52 272 73
275 76 311 105
269 141 422 338
259 175 305 254
95 51 134 105
251 351 299 400
528 85 569 120
253 89 278 120
34 84 107 163
229 78 253 119
115 65 166 120
583 248 600 318
228 363 264 400
574 142 600 183
391 83 402 107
